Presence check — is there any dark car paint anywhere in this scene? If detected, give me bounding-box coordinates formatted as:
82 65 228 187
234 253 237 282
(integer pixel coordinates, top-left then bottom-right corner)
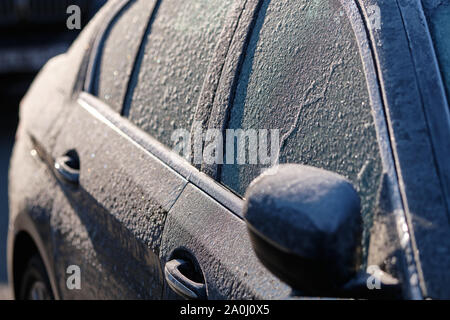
359 0 450 299
7 1 124 299
8 0 287 299
50 101 186 299
7 0 450 299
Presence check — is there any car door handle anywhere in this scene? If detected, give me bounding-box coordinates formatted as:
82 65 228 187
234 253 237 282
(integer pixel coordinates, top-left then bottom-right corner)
54 151 80 184
164 259 206 300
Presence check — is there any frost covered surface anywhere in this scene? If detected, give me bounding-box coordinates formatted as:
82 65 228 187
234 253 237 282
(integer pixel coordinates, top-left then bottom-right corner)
221 0 382 254
49 103 188 299
160 184 291 299
96 0 155 113
127 0 232 146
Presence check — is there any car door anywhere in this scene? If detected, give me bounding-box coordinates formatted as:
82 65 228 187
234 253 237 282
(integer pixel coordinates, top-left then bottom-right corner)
51 0 257 300
152 0 291 299
160 0 423 300
118 0 289 300
49 0 189 299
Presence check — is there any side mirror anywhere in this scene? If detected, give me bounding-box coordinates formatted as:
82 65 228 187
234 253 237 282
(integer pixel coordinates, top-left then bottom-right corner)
243 164 362 295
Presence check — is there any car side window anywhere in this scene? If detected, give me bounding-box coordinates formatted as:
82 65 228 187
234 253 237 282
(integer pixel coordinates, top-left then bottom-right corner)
220 0 383 239
91 0 154 113
123 0 232 147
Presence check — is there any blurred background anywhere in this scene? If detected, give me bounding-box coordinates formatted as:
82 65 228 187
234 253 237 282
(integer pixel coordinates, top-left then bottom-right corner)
0 0 107 299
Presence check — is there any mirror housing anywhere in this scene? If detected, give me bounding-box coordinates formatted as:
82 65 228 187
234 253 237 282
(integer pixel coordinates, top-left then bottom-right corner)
244 164 362 295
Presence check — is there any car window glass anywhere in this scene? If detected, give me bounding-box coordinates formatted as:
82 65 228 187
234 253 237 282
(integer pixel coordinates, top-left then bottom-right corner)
220 0 382 249
124 0 232 147
93 0 154 113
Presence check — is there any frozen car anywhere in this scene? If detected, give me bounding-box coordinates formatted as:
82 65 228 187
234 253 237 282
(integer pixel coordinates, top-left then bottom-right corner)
7 0 450 300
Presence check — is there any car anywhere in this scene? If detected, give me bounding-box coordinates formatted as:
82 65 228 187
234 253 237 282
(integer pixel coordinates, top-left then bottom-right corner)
7 0 450 300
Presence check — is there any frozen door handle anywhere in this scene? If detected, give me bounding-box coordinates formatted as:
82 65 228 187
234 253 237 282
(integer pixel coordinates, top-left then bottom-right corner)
164 259 206 300
54 150 80 184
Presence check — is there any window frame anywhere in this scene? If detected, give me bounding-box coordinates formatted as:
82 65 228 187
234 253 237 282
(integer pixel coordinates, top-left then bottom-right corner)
206 0 424 299
76 0 251 219
71 0 429 299
83 0 133 97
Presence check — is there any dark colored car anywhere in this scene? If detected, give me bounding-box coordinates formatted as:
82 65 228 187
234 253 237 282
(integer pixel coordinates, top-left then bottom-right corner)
7 0 450 300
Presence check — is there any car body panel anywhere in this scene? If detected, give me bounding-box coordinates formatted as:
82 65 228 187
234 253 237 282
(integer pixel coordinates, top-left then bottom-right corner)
7 0 123 299
160 183 290 300
7 0 450 300
358 0 450 298
7 129 62 299
49 97 187 299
